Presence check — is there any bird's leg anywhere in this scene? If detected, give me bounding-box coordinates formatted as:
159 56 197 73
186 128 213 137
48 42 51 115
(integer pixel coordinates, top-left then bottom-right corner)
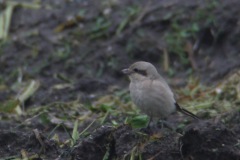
161 119 164 129
158 118 164 129
147 116 152 129
141 116 153 135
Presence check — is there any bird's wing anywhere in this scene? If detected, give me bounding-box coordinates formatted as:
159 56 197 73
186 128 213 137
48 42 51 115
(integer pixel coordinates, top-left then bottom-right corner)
145 80 176 114
148 80 200 120
149 79 175 103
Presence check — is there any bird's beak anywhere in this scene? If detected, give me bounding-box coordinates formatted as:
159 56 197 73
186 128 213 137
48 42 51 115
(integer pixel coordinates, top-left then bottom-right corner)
121 69 132 75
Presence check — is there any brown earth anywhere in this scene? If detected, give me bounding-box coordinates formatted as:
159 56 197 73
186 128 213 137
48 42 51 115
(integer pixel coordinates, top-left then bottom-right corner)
1 121 240 160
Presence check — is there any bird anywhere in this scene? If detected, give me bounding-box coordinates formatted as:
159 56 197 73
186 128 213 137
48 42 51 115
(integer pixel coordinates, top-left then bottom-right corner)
121 61 199 128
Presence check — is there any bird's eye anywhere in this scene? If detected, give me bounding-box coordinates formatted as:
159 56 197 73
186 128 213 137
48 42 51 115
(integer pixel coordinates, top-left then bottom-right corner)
133 68 138 72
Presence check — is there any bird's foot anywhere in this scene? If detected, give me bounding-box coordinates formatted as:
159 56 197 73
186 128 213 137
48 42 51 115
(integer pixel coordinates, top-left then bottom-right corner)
140 126 154 135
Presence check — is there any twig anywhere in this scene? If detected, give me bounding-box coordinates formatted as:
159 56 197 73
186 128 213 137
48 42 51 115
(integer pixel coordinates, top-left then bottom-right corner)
62 123 73 140
33 129 46 154
132 0 152 25
163 48 169 71
179 140 185 160
101 109 110 124
185 41 199 71
21 149 28 159
79 119 96 136
157 45 169 71
147 150 164 160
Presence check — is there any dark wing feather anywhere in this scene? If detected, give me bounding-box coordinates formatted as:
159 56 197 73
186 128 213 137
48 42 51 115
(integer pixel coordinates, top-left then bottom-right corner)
175 102 200 120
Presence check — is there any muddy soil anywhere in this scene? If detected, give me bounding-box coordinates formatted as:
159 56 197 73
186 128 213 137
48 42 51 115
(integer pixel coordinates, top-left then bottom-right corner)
1 121 240 160
69 121 240 160
1 0 240 159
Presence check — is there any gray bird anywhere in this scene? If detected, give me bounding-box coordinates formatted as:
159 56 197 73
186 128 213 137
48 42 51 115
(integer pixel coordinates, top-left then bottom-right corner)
122 61 199 128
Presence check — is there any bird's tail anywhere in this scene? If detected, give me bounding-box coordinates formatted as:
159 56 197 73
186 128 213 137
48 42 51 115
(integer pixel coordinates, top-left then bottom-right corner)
175 103 200 120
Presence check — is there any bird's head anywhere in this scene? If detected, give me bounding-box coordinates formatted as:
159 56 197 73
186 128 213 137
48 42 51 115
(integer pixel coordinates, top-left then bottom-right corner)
121 61 160 82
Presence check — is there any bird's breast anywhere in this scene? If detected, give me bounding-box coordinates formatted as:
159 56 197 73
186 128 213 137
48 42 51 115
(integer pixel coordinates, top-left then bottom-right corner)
130 82 145 107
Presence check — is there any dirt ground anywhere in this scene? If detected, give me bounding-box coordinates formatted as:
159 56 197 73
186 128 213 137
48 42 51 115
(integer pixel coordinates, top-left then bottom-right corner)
0 0 240 159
